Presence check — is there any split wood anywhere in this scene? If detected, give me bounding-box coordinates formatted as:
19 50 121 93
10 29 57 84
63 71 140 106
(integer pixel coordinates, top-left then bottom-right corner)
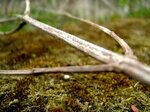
0 0 150 85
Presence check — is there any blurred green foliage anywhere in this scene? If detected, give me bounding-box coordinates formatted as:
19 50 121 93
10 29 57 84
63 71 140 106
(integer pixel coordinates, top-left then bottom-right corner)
118 0 150 18
128 8 150 18
118 0 130 7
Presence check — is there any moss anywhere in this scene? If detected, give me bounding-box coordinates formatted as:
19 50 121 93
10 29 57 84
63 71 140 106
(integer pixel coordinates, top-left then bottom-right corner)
0 18 150 111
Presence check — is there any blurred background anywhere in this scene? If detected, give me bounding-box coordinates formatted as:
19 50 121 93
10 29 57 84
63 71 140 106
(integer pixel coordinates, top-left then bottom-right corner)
0 0 150 21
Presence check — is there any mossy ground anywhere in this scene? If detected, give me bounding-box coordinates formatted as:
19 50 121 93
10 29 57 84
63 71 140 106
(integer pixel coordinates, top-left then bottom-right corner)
0 18 150 112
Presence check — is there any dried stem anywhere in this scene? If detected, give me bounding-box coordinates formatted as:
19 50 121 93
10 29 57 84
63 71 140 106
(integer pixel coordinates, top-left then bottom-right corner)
0 0 150 85
0 0 30 36
0 64 120 75
0 17 19 23
0 21 26 36
62 12 136 58
24 0 30 15
17 15 150 85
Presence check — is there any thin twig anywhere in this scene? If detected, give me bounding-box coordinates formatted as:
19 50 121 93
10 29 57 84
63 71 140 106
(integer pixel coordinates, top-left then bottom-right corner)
0 17 19 23
24 0 30 15
0 21 26 36
61 12 136 58
0 64 120 75
0 0 29 36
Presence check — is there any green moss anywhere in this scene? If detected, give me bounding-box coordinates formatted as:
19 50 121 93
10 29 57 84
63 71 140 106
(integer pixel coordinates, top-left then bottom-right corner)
0 18 150 111
128 8 150 18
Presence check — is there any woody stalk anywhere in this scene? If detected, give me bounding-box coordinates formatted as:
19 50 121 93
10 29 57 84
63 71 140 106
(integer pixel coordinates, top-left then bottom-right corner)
0 0 150 85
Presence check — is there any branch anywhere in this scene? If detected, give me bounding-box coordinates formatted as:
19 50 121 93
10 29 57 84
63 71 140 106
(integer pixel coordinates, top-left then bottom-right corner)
0 64 120 75
1 0 150 85
17 15 150 85
0 22 26 36
24 0 30 15
0 0 30 36
62 12 136 58
0 17 19 24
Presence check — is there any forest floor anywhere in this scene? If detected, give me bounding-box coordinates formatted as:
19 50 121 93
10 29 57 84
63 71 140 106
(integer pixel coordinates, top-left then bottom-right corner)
0 17 150 112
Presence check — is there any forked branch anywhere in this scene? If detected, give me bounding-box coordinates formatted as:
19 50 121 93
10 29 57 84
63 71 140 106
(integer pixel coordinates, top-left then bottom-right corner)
62 12 135 58
18 14 150 85
0 0 150 85
0 0 30 36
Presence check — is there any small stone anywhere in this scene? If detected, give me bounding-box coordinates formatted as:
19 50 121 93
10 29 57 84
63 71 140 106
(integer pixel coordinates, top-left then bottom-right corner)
64 74 70 80
88 105 92 108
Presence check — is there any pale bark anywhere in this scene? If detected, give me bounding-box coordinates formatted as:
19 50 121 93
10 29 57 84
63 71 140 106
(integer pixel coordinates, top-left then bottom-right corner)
18 15 150 85
60 13 136 58
0 64 119 75
0 0 150 85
